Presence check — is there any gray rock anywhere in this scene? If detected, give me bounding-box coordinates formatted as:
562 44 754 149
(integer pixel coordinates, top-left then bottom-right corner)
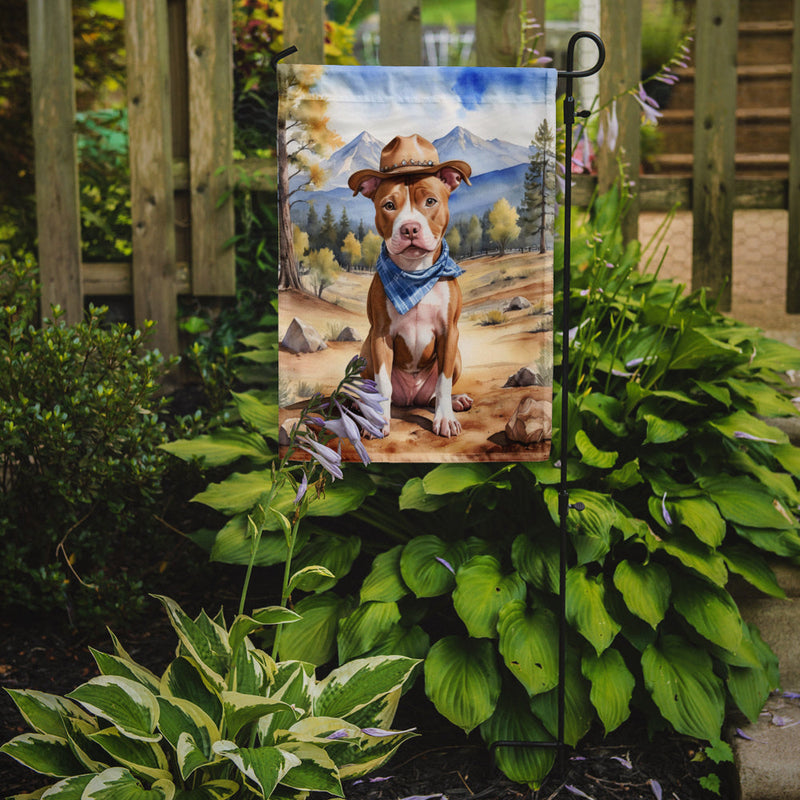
504 365 546 388
505 296 531 311
336 326 362 342
281 318 327 353
505 397 553 444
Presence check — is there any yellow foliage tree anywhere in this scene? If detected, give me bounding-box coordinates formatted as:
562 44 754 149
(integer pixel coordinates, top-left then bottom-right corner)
341 231 362 271
488 197 521 256
307 247 341 299
361 231 383 269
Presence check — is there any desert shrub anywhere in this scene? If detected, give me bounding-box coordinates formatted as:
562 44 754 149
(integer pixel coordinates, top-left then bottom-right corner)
0 253 175 623
166 183 800 789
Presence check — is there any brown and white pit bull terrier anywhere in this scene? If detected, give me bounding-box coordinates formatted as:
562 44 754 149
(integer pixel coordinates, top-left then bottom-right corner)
348 134 473 438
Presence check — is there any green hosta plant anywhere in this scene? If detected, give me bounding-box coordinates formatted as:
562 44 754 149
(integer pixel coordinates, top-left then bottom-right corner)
1 595 419 799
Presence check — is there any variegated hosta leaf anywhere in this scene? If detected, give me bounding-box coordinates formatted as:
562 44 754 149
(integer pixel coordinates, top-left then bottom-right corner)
337 601 401 663
61 716 107 773
452 556 526 639
360 545 409 603
399 535 469 597
671 574 743 653
313 656 420 721
212 740 300 798
154 596 231 690
176 732 216 783
528 650 594 747
642 634 725 741
39 773 94 798
480 681 555 790
171 779 239 799
612 560 670 629
275 741 343 796
90 648 161 694
565 566 621 655
88 727 171 782
81 767 175 799
156 696 219 778
0 732 85 777
160 657 222 727
334 725 418 781
221 691 299 740
258 662 315 745
581 649 635 735
67 676 160 742
496 601 559 696
424 636 501 734
4 689 94 737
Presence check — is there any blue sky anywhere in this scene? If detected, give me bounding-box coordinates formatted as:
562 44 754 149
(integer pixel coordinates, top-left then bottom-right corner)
304 65 557 148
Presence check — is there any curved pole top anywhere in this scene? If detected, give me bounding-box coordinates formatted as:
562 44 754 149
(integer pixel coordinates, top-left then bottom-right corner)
558 31 605 80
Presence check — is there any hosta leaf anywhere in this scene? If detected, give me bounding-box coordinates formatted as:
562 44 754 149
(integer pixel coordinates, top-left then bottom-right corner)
724 378 799 417
480 681 555 789
511 534 559 593
667 328 742 371
528 650 593 747
727 663 773 724
156 696 219 773
566 566 621 655
733 524 800 558
642 634 725 741
452 556 526 639
337 601 402 662
82 767 174 799
176 732 215 782
231 391 279 436
721 543 786 598
314 656 420 721
400 536 469 598
0 733 85 777
258 663 315 745
212 741 299 797
773 443 800 477
497 601 559 696
277 592 352 665
160 427 273 467
4 690 93 737
672 575 743 653
424 636 501 733
543 488 617 540
708 410 788 445
160 658 222 727
172 780 239 800
398 477 451 511
748 337 800 372
38 773 94 798
360 545 409 603
421 463 494 494
221 692 297 740
229 609 299 657
579 392 627 436
89 650 161 694
575 429 618 468
291 535 361 592
606 459 644 491
67 677 160 742
612 560 670 629
649 529 728 586
88 727 170 782
668 497 726 547
581 649 635 734
700 475 796 529
643 414 688 445
209 516 294 567
275 741 343 796
362 624 430 660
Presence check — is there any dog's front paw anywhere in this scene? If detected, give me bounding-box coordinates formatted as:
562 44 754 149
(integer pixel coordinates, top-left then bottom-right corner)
432 412 461 438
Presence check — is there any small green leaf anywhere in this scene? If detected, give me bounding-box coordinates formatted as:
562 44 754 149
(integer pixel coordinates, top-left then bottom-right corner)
497 601 559 696
424 637 501 733
82 767 174 799
721 543 786 598
581 649 635 734
277 593 351 665
231 391 279 436
511 534 559 593
672 574 743 653
399 536 467 598
337 601 402 662
612 560 670 629
398 477 450 512
421 463 494 494
566 566 621 655
160 428 273 467
360 546 409 603
221 692 297 740
575 429 618 468
643 414 688 444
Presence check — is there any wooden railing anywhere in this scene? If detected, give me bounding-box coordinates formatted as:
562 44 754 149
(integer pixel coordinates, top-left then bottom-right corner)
26 0 799 355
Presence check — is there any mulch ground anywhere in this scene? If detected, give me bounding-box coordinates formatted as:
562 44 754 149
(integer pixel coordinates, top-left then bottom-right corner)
0 589 731 800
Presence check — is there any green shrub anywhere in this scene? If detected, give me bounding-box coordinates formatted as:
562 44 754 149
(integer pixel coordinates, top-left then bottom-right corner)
0 253 174 623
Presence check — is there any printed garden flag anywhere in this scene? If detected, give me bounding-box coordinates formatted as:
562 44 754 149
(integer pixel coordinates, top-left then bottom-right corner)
278 65 557 462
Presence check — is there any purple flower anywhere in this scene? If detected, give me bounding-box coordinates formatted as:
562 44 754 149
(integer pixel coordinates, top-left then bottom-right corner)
633 83 662 125
362 726 416 737
611 755 632 769
297 435 343 480
435 556 455 574
323 401 371 465
565 786 595 799
734 431 779 444
736 727 755 741
326 729 350 740
649 779 663 800
293 472 308 504
598 100 619 153
661 492 673 526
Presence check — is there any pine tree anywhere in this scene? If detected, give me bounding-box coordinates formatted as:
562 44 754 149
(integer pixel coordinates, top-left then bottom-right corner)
319 204 338 251
306 202 321 247
519 118 556 254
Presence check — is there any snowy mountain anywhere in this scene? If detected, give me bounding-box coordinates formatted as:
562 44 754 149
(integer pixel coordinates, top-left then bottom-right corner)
433 126 531 177
319 130 386 187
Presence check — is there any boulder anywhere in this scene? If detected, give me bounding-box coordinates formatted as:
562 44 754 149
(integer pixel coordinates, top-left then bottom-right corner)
505 296 531 311
506 397 553 444
336 326 362 342
504 365 546 388
281 318 327 353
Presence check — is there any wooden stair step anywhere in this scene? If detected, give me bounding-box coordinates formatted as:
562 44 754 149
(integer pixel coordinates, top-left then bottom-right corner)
651 152 789 178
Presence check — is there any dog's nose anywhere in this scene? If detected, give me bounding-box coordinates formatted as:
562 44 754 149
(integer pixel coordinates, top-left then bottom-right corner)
400 221 420 239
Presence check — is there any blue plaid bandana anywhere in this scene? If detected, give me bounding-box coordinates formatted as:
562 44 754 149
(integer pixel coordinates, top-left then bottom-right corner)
376 240 464 315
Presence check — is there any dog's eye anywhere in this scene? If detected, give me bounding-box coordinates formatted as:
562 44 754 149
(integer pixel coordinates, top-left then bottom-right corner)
382 201 395 211
425 197 438 207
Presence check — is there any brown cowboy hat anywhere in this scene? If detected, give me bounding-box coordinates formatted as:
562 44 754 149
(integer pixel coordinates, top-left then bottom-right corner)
348 134 472 195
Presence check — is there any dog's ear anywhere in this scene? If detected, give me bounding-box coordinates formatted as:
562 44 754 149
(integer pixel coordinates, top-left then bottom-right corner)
355 176 383 199
437 167 463 192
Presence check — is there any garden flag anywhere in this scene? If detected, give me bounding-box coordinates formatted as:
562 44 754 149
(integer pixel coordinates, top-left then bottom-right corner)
278 65 557 462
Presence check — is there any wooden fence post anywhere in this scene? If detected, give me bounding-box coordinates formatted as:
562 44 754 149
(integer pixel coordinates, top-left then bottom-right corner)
125 0 178 355
187 0 235 295
692 0 738 311
787 0 800 313
28 0 83 325
379 0 422 66
597 0 641 245
284 0 325 64
475 0 542 67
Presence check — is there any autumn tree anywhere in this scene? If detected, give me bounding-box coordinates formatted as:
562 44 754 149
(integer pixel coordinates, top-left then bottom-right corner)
488 197 521 256
307 248 341 299
466 214 482 256
446 226 462 257
361 230 383 269
277 65 343 290
519 118 556 253
293 224 309 266
341 231 361 271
